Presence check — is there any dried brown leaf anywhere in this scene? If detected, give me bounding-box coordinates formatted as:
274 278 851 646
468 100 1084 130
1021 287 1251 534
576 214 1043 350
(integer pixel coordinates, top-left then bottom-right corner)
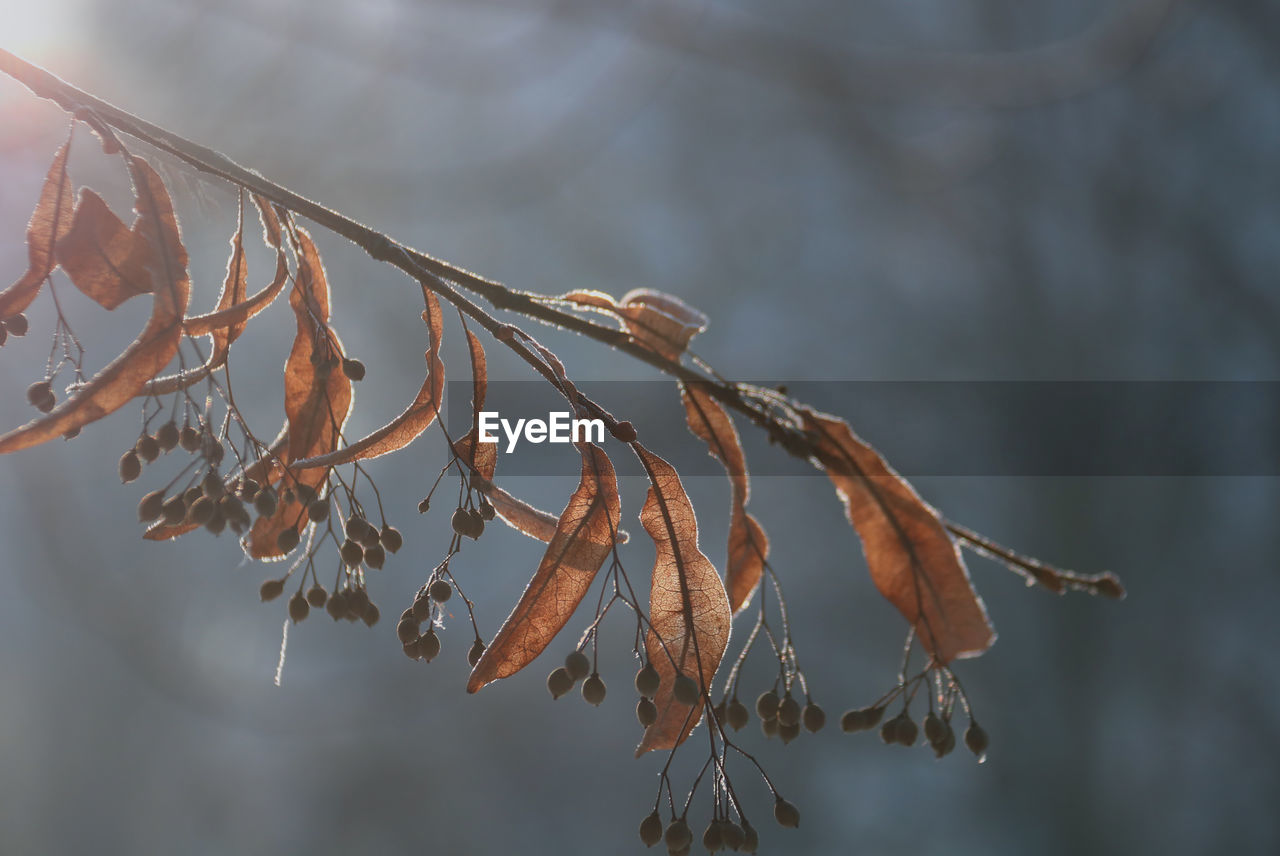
467 443 621 692
0 158 190 454
634 444 731 756
290 288 443 469
246 228 352 558
801 408 995 663
55 188 155 309
0 141 74 318
562 288 707 361
681 382 768 614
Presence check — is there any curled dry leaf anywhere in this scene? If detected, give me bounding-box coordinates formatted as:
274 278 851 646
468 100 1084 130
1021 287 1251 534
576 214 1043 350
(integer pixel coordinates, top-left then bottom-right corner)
0 157 190 454
467 443 621 693
801 407 995 664
680 382 768 614
291 287 444 469
246 228 353 558
55 189 154 310
561 288 707 362
0 140 74 318
634 443 731 756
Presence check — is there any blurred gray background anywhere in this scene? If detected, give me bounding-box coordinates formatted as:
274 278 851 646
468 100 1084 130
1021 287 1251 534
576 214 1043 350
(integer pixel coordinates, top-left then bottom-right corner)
1 1 1277 854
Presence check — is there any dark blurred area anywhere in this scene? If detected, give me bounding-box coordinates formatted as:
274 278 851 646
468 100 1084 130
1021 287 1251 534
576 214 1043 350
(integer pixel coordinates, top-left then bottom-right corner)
1 1 1277 854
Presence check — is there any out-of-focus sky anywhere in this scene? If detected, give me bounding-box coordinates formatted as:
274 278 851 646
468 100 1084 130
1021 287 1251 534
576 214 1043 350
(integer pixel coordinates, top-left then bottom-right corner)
1 1 1277 854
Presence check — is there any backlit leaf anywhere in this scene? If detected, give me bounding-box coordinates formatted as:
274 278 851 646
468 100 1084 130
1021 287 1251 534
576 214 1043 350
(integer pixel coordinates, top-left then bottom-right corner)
0 141 74 318
562 288 707 361
55 188 154 310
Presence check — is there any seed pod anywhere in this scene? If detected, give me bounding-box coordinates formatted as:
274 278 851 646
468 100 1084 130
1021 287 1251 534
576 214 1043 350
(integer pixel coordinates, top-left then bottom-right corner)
760 716 779 738
294 484 318 507
182 486 203 507
639 812 663 848
429 579 452 603
466 508 485 539
779 721 801 744
468 639 486 668
923 712 945 745
547 667 574 699
380 525 403 553
25 380 52 407
259 578 285 602
419 629 441 662
275 528 300 554
179 426 202 452
202 438 224 466
773 798 800 829
134 435 159 463
5 313 29 336
155 421 179 452
118 450 142 483
777 694 801 727
396 616 420 644
896 713 918 747
341 358 366 381
664 819 692 852
340 539 363 568
841 705 883 733
417 498 431 514
239 478 260 500
138 489 166 521
327 591 349 621
637 697 658 727
610 420 637 443
581 674 607 706
564 650 591 681
34 393 55 413
635 663 661 698
702 821 723 852
879 716 899 745
361 601 380 627
358 527 381 551
63 426 80 440
756 690 780 721
727 698 749 731
161 496 187 525
802 703 826 733
252 487 277 517
363 544 386 570
401 636 421 659
933 724 956 758
344 516 369 542
720 821 744 852
712 699 727 724
412 596 432 623
306 585 328 608
200 470 224 499
450 508 470 536
964 721 989 760
205 510 227 535
477 497 495 521
188 496 215 525
287 591 309 623
673 674 700 706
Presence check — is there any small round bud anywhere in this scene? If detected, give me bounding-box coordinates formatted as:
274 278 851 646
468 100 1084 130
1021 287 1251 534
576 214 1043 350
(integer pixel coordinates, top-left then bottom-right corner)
299 500 325 523
720 821 744 852
774 798 800 829
179 426 202 452
239 478 260 500
253 487 278 517
923 712 945 745
361 601 380 627
341 358 366 381
802 703 826 733
760 716 779 738
396 616 420 644
155 421 179 452
610 420 637 443
495 324 516 342
119 450 141 483
34 393 55 413
741 822 759 854
547 667 574 699
188 496 215 525
275 528 300 554
182 486 203 507
777 693 801 727
293 484 318 507
344 516 370 542
306 585 328 608
468 639 486 667
201 470 224 499
581 674 607 706
664 819 692 851
138 489 166 521
639 812 663 848
727 698 750 731
259 578 285 602
419 629 441 662
205 510 227 535
673 674 700 706
466 508 485 539
896 713 918 747
401 636 421 659
160 496 187 525
429 579 452 603
635 663 661 698
841 705 883 733
26 380 52 407
702 821 723 852
412 596 432 623
380 525 403 553
756 690 780 721
340 539 364 568
450 508 469 536
5 313 29 336
418 498 431 514
933 724 956 758
964 721 989 760
477 497 495 521
363 544 386 570
564 650 591 681
779 721 801 744
288 591 309 623
135 435 160 463
637 697 658 727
